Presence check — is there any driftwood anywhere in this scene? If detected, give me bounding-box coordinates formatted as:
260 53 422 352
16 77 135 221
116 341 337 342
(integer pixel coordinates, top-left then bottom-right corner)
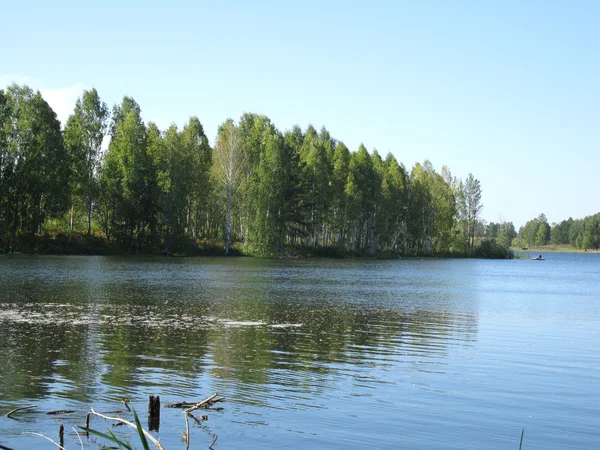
166 393 224 410
184 393 221 414
0 444 14 450
180 393 223 450
46 410 76 415
5 405 37 418
89 408 165 450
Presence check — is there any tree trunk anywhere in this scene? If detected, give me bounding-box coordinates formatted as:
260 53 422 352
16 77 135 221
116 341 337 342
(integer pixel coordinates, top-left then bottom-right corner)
87 199 92 235
225 182 232 255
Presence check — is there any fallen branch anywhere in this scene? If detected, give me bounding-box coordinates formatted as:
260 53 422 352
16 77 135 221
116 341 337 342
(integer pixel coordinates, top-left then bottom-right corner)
0 444 14 450
184 393 219 414
89 408 165 450
6 405 36 418
169 393 223 410
209 434 218 449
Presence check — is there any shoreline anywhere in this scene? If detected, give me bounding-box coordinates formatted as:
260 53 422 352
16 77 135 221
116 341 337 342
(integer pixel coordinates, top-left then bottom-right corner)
0 233 513 259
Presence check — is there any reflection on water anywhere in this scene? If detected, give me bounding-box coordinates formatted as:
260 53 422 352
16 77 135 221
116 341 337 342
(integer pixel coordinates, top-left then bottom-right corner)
0 255 598 449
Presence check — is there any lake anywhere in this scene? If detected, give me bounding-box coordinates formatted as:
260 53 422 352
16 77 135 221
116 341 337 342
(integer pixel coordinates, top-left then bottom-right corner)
0 253 599 449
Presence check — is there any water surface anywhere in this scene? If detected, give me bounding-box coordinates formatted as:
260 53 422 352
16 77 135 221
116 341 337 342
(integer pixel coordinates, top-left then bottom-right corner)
0 254 598 449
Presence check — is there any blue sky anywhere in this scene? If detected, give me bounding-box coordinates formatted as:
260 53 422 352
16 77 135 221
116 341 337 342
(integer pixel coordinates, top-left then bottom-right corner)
1 0 598 227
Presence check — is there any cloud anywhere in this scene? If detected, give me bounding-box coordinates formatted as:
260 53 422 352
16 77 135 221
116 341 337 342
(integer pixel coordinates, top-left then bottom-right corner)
40 84 87 126
0 74 36 87
0 74 87 127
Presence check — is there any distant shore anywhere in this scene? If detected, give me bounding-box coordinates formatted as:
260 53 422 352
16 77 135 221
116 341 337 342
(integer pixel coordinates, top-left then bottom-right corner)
512 244 600 254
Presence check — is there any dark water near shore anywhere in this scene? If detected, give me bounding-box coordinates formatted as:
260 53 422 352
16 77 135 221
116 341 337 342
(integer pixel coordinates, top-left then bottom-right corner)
0 254 599 449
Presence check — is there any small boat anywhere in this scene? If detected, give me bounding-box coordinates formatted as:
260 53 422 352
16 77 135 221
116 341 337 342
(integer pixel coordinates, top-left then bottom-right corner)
532 254 544 260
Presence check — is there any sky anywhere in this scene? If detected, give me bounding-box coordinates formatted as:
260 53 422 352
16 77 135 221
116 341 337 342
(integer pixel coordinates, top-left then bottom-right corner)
1 0 598 227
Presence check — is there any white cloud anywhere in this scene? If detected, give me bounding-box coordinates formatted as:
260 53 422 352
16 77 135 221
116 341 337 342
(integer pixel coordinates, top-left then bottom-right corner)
0 74 87 127
0 74 36 86
147 116 173 131
40 84 87 126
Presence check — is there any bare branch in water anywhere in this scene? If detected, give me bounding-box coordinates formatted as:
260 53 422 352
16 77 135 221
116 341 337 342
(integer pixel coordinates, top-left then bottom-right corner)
184 393 220 414
6 405 37 419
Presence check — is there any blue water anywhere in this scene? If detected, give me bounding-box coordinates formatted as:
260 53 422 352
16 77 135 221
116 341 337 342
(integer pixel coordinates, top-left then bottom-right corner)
0 253 598 449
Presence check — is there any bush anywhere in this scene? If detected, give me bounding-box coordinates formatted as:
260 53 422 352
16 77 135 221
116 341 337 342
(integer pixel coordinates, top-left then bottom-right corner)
472 239 513 259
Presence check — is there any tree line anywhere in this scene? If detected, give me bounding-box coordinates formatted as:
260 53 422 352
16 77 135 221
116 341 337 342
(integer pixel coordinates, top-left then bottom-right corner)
1 83 507 257
514 213 600 250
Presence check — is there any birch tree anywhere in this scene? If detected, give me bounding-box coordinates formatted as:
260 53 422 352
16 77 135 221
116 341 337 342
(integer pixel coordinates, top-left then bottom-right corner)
63 89 109 234
464 173 483 252
214 119 250 255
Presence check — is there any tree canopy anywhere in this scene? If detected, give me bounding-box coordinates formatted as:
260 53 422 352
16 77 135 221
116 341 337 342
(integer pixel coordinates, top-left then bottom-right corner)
0 83 543 258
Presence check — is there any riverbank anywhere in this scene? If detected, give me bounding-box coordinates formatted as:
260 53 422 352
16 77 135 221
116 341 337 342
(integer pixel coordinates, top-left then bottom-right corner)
0 232 513 259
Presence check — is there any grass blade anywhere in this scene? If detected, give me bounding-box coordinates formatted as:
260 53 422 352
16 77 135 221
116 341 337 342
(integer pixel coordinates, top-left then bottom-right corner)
79 426 133 450
519 427 525 450
131 406 151 450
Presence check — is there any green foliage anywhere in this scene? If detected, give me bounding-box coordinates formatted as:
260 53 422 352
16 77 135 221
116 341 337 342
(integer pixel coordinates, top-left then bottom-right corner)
0 84 70 236
550 218 572 245
497 222 516 248
0 82 522 259
80 426 133 449
63 88 109 234
567 213 600 250
131 407 151 450
464 173 483 252
519 213 550 247
472 238 513 259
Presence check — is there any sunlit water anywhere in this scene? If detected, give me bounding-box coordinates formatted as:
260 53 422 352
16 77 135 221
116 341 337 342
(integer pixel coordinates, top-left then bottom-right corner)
0 254 598 449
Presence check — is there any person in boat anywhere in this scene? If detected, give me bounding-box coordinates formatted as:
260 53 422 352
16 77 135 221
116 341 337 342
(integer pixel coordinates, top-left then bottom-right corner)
538 254 542 259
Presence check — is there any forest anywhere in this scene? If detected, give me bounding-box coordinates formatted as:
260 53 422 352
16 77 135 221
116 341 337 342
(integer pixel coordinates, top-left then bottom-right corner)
511 213 600 250
0 83 517 258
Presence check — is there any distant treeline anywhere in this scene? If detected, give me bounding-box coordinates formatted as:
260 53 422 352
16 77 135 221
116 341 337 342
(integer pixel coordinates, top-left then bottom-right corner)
510 213 600 250
1 83 511 257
